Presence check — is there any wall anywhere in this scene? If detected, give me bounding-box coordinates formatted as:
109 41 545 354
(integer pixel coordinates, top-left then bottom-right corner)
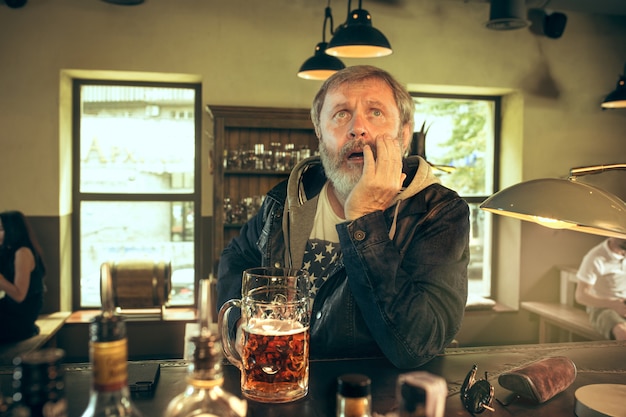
0 0 625 350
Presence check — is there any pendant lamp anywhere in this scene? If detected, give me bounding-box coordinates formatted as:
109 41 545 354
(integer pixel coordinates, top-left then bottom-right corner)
5 0 28 8
601 63 626 109
298 5 346 80
480 163 626 239
326 0 392 58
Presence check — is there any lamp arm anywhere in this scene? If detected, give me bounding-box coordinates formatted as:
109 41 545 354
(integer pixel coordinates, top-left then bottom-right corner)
569 163 626 179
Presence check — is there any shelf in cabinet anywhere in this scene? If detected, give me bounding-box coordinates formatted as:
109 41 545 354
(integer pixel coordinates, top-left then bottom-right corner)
209 105 318 270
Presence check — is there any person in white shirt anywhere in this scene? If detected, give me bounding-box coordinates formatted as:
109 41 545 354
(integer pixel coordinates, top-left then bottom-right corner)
575 238 626 340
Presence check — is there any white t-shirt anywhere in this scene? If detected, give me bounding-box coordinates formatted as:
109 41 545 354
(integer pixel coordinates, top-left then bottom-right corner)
302 182 343 300
576 239 626 299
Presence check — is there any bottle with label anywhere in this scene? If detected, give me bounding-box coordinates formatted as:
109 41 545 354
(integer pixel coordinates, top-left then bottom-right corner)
10 348 68 417
163 276 246 417
336 374 372 417
79 312 143 417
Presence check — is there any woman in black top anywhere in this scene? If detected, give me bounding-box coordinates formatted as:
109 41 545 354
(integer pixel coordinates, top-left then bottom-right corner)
0 210 46 343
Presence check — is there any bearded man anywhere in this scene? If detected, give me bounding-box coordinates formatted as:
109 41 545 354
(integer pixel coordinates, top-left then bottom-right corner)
217 65 470 369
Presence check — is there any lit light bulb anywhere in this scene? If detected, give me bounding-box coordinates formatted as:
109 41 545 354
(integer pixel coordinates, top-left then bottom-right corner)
531 216 576 230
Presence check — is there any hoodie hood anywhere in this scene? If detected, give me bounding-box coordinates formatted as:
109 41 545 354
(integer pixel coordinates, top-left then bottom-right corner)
389 155 441 239
396 155 441 202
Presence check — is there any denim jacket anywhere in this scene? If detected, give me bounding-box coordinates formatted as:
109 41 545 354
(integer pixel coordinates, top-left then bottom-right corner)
217 155 469 369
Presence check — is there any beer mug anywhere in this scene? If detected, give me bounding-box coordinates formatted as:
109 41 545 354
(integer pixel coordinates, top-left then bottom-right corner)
218 267 311 403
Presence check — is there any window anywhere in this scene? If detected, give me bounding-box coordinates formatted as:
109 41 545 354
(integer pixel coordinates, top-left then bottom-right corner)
73 81 201 308
412 94 499 298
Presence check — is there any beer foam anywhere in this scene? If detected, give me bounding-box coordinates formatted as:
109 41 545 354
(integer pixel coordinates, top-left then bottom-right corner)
245 318 308 335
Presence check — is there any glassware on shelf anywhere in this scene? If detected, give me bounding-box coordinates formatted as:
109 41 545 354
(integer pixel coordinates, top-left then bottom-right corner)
226 149 242 170
253 144 265 170
299 145 311 162
283 143 294 170
223 197 233 224
223 195 265 225
225 143 314 172
241 148 256 170
270 142 282 170
263 148 274 171
274 151 287 171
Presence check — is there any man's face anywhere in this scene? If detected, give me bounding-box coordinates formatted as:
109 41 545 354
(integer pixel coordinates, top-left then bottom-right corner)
317 78 410 196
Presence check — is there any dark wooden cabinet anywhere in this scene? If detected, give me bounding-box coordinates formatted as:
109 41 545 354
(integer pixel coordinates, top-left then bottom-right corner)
206 105 318 269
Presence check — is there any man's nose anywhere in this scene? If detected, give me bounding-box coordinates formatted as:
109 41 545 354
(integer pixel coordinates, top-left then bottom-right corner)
348 113 368 138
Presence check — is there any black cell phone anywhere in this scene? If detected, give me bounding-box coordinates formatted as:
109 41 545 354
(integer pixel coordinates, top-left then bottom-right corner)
128 362 160 393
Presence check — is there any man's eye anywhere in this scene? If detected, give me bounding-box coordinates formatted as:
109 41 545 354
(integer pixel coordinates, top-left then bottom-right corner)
372 109 382 117
335 111 348 119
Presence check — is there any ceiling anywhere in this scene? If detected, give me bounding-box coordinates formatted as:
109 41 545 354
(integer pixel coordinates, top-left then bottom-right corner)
469 0 626 16
5 0 626 15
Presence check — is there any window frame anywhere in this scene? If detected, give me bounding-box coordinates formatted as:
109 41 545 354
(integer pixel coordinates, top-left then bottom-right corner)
410 92 501 299
71 79 202 310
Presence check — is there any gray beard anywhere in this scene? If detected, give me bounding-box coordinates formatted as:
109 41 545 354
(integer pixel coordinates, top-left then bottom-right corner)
318 141 363 203
318 133 405 202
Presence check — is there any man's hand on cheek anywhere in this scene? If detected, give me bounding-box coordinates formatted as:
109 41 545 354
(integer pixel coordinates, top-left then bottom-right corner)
344 136 406 220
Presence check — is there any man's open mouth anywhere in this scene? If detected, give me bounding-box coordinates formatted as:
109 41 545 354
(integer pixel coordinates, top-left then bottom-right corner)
347 151 364 160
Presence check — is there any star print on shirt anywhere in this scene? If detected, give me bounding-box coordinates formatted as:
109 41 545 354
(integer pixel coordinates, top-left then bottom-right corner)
302 237 341 302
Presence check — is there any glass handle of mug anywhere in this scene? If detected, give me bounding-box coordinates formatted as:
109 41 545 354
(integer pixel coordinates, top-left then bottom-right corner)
217 298 243 369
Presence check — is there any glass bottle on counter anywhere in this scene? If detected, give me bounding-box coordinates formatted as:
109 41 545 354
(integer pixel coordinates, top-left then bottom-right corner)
163 277 247 417
336 374 372 417
79 312 142 417
9 348 68 417
80 263 142 417
396 372 447 417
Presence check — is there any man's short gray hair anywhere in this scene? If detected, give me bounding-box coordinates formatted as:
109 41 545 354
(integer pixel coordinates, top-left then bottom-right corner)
310 65 415 137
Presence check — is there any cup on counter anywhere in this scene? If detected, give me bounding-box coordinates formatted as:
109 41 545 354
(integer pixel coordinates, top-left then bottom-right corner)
218 267 311 403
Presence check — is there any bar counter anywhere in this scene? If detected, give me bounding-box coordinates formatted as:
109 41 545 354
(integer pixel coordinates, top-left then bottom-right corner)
1 340 625 416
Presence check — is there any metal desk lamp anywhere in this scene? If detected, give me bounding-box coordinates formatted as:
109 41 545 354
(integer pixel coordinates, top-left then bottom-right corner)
480 163 626 239
480 163 626 416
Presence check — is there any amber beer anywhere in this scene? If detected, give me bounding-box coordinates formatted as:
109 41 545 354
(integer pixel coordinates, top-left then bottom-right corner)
218 267 311 403
241 318 309 402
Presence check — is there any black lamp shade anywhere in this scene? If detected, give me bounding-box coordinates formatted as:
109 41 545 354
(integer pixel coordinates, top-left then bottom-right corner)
298 42 346 80
5 0 28 8
601 76 626 109
326 9 392 58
